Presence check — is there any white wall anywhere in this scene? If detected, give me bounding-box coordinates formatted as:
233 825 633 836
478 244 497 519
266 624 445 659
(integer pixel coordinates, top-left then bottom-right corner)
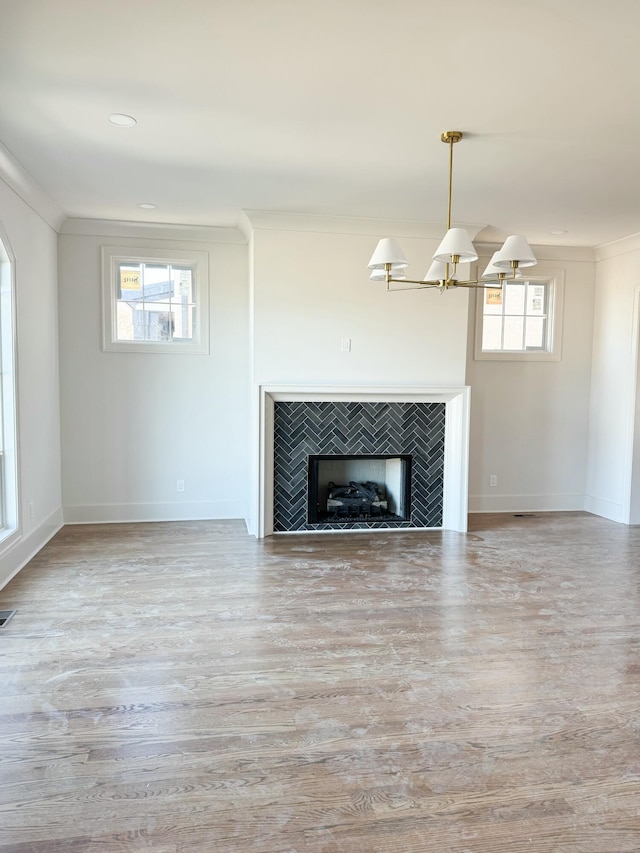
586 235 640 522
0 178 62 589
246 213 473 535
466 246 596 512
58 222 250 523
249 216 471 387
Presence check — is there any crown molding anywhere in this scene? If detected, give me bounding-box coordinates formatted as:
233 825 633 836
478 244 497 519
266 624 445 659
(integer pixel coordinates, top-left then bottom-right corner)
0 140 65 231
242 209 486 241
59 218 247 244
595 232 640 262
475 241 596 263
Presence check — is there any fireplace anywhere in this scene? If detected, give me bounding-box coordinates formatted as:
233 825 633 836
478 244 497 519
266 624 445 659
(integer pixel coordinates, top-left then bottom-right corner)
271 399 447 532
308 453 412 524
253 385 470 537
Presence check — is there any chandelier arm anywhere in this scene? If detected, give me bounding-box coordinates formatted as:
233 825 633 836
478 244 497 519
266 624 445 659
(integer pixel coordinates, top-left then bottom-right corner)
444 274 518 289
387 278 444 293
386 284 443 292
452 281 506 289
464 271 520 288
387 275 516 291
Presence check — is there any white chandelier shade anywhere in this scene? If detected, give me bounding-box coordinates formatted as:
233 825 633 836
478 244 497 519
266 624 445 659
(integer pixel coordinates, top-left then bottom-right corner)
492 234 537 269
433 227 478 263
482 251 523 279
367 237 409 270
370 267 407 281
423 259 451 283
367 131 537 291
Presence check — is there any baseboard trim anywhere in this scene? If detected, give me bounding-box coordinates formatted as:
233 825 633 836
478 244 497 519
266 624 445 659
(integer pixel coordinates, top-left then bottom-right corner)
468 493 585 513
62 500 246 524
583 494 626 524
0 507 64 591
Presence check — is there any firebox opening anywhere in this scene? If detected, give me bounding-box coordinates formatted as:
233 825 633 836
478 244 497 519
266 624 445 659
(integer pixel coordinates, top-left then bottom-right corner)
307 454 412 524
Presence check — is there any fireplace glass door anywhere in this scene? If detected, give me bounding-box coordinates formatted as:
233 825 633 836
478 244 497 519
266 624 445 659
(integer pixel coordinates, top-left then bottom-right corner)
307 454 412 524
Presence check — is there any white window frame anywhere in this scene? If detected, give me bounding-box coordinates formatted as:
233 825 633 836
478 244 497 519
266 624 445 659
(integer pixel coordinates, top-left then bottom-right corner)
101 246 210 354
0 226 19 547
473 265 565 362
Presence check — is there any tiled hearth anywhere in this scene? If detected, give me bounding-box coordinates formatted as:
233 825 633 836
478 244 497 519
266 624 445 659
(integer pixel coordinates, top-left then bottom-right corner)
254 385 470 537
273 400 445 531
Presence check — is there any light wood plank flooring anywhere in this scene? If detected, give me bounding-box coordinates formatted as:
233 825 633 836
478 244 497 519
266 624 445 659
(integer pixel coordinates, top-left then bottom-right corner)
0 512 639 852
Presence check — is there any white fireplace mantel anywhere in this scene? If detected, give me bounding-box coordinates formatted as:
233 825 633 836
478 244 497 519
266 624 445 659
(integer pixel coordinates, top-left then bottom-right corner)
250 384 470 538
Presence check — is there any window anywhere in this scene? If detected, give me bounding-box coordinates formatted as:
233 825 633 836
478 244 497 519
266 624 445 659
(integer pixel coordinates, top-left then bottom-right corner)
102 247 210 353
0 229 18 543
474 268 564 362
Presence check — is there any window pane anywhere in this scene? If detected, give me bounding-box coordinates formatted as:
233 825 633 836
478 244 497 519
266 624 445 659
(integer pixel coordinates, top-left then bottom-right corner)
525 316 545 349
503 315 524 350
152 311 174 341
527 283 546 315
142 264 169 284
171 267 193 301
131 306 147 340
142 264 172 302
173 302 197 340
116 300 136 340
482 315 503 350
483 288 503 315
118 264 142 299
131 308 174 341
504 283 525 315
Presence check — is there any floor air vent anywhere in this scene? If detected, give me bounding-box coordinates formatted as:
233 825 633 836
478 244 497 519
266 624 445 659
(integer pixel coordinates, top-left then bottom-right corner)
0 610 16 628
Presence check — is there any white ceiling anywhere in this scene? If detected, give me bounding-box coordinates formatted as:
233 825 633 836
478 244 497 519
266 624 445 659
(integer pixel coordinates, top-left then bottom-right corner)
0 0 639 247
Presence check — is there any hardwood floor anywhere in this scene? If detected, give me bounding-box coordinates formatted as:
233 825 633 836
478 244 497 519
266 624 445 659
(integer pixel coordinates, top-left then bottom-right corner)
0 512 639 852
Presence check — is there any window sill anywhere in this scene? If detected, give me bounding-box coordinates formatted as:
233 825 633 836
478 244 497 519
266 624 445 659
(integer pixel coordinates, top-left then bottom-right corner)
474 349 561 362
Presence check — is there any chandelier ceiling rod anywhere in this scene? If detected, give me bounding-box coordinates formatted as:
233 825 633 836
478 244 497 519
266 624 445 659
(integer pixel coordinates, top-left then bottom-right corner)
367 131 538 291
443 130 461 232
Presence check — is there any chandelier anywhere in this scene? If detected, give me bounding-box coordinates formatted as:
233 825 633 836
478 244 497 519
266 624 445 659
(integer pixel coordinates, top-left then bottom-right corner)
368 131 537 290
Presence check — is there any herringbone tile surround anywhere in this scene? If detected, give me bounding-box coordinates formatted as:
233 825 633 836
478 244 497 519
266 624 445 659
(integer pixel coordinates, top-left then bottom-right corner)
273 401 445 531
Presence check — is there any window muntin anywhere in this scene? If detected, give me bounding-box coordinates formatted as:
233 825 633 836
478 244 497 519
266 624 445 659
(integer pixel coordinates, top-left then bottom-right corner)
474 268 564 362
102 247 210 354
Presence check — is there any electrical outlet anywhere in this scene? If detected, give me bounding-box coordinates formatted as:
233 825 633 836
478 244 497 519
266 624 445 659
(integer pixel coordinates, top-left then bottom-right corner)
489 474 498 487
176 480 185 492
341 337 351 352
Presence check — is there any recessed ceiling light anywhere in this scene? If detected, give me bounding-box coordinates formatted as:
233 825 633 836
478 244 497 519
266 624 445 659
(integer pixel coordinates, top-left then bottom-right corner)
109 113 137 127
549 229 568 235
138 203 157 210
